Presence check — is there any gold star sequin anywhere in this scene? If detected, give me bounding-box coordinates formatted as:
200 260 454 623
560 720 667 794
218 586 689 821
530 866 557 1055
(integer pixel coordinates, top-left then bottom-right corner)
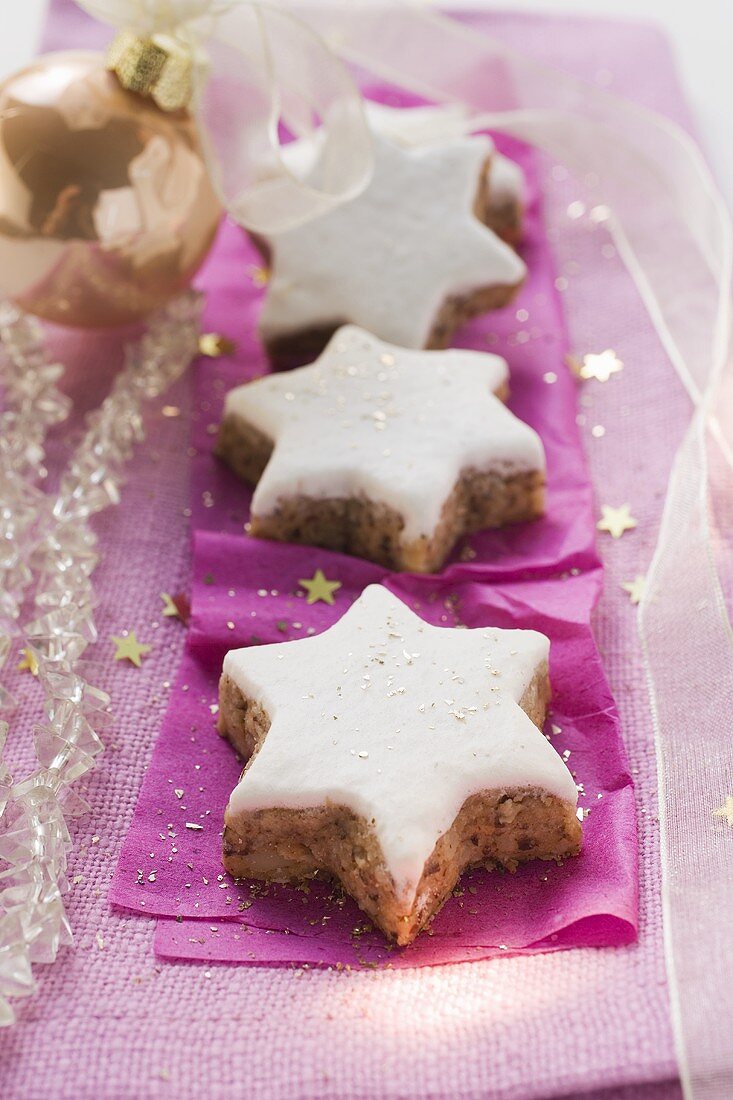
567 349 624 383
621 576 646 605
713 796 733 827
17 647 39 676
597 504 637 539
160 592 181 619
111 631 152 667
299 569 342 606
198 333 237 358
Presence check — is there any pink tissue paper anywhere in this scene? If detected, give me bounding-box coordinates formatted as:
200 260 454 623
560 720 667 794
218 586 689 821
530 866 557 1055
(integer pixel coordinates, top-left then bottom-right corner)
110 120 638 968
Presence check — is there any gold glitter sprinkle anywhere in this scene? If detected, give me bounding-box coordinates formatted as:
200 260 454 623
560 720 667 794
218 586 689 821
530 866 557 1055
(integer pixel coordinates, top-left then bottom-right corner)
162 405 180 418
597 504 637 539
299 569 342 606
247 265 270 287
621 576 646 605
174 789 184 799
17 647 39 676
185 822 204 831
198 332 237 358
111 631 152 667
713 796 733 826
160 592 181 619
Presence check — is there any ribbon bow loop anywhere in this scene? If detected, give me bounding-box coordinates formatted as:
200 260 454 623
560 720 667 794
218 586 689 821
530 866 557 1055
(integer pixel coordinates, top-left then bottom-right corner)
76 0 373 233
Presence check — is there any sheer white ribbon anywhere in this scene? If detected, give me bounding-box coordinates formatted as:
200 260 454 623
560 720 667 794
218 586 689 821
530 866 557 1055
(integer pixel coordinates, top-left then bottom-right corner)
76 3 733 1095
294 8 733 1097
76 0 374 232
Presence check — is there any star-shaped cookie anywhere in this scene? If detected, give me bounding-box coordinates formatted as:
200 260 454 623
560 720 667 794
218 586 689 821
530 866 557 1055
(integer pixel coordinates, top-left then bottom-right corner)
220 585 581 945
218 325 545 573
256 115 526 363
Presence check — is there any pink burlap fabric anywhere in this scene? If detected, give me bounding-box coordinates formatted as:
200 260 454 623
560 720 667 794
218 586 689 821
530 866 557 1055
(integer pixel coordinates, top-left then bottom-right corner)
0 2 696 1097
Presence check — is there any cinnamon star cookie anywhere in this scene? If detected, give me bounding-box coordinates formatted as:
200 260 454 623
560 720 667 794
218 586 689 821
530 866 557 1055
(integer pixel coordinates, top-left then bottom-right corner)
217 325 545 573
255 112 526 364
220 584 582 946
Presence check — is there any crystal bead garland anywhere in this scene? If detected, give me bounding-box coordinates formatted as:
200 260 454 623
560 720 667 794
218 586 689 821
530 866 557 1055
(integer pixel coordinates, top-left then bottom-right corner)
0 305 72 712
0 291 203 1025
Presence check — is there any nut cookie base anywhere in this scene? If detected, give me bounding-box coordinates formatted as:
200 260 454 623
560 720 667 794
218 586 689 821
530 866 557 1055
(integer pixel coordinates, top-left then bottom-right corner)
474 155 524 246
482 197 524 247
216 412 544 574
256 155 524 370
219 669 582 946
262 281 525 373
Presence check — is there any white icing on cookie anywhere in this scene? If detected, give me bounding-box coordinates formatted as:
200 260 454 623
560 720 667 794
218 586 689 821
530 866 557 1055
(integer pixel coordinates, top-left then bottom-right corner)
224 325 544 542
225 584 577 904
366 104 524 225
259 119 526 349
365 102 489 149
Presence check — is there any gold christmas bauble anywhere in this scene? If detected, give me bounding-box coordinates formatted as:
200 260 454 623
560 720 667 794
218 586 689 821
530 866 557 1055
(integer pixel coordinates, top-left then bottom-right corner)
0 50 221 328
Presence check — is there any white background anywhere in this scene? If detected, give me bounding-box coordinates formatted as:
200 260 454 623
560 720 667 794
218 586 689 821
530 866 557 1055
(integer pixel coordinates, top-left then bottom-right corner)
1 0 731 205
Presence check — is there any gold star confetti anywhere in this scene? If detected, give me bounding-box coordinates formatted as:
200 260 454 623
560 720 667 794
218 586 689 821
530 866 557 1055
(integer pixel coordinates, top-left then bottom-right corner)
160 592 181 619
713 796 733 827
299 569 342 606
597 504 637 539
621 576 646 605
111 631 152 667
17 647 39 676
247 264 270 288
568 349 624 383
198 333 237 358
